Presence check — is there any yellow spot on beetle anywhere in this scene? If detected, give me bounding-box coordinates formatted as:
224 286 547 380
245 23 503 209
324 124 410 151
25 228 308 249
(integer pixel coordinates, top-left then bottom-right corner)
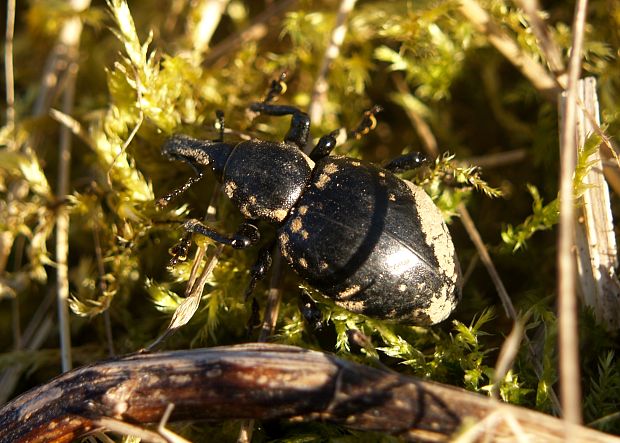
224 181 237 198
323 163 339 175
337 285 361 299
315 173 330 189
279 232 289 246
291 217 302 233
272 208 288 222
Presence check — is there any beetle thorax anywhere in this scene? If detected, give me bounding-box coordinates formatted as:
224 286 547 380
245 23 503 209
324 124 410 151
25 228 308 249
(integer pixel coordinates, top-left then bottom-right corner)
221 140 314 223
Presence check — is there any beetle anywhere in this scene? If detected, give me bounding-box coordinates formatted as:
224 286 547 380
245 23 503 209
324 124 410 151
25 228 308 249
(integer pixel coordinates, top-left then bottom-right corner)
160 93 462 325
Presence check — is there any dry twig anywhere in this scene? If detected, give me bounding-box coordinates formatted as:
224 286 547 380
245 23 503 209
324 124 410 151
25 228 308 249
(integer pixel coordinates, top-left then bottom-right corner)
568 78 620 331
0 344 618 443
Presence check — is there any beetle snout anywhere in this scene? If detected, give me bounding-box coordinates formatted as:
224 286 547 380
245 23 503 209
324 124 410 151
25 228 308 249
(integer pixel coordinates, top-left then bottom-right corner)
162 135 193 161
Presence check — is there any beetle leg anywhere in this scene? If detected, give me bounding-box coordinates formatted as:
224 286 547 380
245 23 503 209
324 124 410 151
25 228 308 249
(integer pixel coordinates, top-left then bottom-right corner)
383 152 427 173
243 244 273 301
249 102 310 149
214 110 225 142
169 231 194 265
182 219 260 249
349 105 383 140
299 290 325 331
309 130 340 161
264 71 288 103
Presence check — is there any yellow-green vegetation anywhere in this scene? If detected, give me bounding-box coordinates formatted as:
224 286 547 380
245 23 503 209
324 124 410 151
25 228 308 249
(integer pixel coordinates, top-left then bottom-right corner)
1 0 620 440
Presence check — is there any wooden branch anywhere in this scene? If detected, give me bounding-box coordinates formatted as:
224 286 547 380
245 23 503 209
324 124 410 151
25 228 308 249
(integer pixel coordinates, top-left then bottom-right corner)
567 77 620 331
0 343 618 443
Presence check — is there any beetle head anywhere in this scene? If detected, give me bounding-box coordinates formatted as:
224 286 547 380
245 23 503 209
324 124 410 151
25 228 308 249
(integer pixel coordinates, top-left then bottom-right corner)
162 134 233 180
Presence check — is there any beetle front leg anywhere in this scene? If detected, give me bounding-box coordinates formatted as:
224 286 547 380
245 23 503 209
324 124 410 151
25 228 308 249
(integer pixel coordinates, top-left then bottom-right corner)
249 102 310 149
383 152 427 173
170 220 261 265
183 219 260 249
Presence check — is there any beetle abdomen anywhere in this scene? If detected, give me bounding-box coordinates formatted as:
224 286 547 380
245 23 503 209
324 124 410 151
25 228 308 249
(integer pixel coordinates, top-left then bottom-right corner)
278 156 461 325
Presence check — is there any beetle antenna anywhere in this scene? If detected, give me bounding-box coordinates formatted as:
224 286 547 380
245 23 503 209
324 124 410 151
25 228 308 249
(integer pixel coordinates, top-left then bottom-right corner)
157 170 205 207
349 105 383 140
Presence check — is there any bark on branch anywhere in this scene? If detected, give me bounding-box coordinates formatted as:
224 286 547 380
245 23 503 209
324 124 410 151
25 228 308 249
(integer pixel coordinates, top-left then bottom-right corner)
0 343 617 442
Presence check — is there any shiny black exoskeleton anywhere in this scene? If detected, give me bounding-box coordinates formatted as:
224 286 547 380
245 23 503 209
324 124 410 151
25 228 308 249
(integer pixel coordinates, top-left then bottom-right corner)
160 96 462 325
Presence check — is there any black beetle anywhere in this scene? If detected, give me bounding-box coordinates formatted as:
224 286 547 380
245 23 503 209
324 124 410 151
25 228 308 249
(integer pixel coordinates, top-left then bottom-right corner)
160 96 462 325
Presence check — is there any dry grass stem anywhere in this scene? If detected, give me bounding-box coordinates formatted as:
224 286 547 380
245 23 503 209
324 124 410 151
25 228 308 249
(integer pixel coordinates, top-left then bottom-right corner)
55 0 92 373
307 0 358 132
93 417 168 443
514 0 566 83
5 0 19 357
0 289 55 403
148 244 225 351
259 249 284 341
158 404 192 443
452 408 530 443
557 0 589 429
204 0 298 64
465 149 528 169
458 203 562 414
458 203 517 320
92 219 116 357
190 0 229 56
491 318 526 399
106 106 143 188
49 108 93 148
458 0 560 101
4 0 16 137
392 74 440 158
